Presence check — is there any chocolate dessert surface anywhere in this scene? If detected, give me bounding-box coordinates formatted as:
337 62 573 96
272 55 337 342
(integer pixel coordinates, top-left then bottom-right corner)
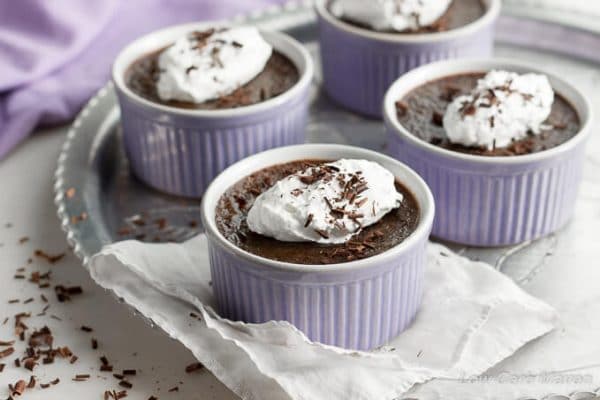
126 48 299 110
395 73 580 156
216 160 420 265
331 0 486 34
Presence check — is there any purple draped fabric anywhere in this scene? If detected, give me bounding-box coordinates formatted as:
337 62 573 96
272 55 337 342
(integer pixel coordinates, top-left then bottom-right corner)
0 0 285 159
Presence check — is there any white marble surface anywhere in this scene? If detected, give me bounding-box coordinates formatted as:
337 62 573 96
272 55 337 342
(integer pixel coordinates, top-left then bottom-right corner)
1 45 600 400
0 132 237 399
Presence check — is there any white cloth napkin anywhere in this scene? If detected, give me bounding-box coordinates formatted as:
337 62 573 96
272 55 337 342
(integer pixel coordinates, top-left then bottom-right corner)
89 235 557 400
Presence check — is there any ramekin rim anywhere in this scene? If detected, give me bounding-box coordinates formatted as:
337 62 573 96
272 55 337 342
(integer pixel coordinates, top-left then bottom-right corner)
112 23 314 118
315 0 501 44
200 144 435 273
383 57 593 165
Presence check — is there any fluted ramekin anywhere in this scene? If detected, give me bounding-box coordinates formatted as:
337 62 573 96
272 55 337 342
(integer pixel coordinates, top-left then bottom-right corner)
112 24 314 198
384 58 592 247
315 0 500 118
201 144 434 350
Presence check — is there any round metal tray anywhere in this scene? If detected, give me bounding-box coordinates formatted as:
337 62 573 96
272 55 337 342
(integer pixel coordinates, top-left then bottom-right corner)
54 3 600 399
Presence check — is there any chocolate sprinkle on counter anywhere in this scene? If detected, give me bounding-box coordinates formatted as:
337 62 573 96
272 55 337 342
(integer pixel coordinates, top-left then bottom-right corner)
34 250 66 264
119 380 133 389
0 347 15 359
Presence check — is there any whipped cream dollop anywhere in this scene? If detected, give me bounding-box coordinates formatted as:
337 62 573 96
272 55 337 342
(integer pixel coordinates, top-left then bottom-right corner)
247 159 404 244
156 27 272 103
330 0 452 32
443 70 554 150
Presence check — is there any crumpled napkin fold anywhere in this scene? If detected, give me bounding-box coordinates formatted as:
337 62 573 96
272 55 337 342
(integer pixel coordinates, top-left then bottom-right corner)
89 235 557 400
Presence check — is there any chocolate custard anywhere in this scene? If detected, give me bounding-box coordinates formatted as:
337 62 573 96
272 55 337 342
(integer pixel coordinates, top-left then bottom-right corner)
396 73 580 156
216 160 420 265
126 48 299 110
332 0 486 33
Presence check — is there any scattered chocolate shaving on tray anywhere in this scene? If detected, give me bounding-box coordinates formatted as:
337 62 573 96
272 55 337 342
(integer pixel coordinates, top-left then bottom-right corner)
27 376 35 388
14 274 25 279
91 338 98 349
0 340 14 346
23 298 33 304
40 383 50 389
185 362 203 373
55 285 83 302
148 396 158 400
34 250 66 264
168 386 179 392
14 358 20 367
0 363 4 372
71 212 88 224
18 237 29 244
8 299 19 304
70 355 78 364
81 326 93 332
122 369 136 376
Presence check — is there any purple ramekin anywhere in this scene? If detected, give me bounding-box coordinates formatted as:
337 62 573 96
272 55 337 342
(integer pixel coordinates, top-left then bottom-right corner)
200 144 435 350
315 0 500 118
112 24 314 198
384 58 592 247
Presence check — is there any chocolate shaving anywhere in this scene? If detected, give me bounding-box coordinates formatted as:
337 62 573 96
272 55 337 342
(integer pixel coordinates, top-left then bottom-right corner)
395 100 408 117
34 250 65 264
12 379 26 396
185 362 204 373
314 229 329 239
304 213 313 228
27 376 36 389
431 111 443 127
119 380 133 389
0 347 14 359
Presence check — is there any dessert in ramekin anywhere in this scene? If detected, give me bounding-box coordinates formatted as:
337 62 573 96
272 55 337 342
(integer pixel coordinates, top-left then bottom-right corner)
201 144 434 350
113 25 313 198
316 0 500 117
384 59 592 246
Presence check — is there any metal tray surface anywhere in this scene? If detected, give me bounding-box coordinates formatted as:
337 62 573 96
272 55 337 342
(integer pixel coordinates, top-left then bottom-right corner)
54 3 600 399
